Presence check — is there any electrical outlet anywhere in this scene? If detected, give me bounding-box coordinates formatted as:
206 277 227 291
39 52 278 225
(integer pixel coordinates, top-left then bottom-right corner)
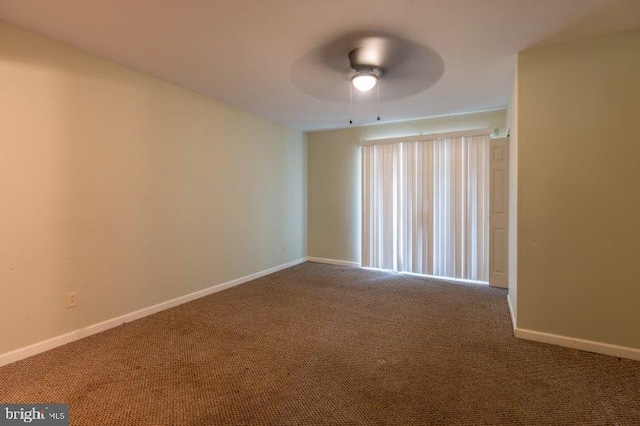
66 292 78 309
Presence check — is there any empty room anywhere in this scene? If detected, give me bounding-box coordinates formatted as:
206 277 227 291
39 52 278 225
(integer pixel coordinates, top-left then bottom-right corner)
1 0 639 424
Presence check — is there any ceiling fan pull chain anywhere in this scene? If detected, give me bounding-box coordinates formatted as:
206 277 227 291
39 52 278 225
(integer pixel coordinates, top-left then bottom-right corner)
349 83 353 125
377 82 381 121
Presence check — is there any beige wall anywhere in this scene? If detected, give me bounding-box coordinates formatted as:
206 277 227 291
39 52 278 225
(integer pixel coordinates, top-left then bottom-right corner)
518 31 640 349
0 22 306 355
307 109 507 263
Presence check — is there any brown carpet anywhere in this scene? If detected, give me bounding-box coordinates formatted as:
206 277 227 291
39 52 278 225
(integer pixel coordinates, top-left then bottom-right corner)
1 262 638 425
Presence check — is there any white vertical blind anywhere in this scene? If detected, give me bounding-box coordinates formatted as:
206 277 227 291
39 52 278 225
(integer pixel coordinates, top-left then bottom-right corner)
362 143 399 270
362 133 490 282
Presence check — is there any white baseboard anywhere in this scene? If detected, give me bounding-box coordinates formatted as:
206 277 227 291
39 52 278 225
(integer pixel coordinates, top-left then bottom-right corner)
507 294 517 331
507 294 639 361
0 258 306 367
305 256 360 267
507 295 640 361
514 327 640 362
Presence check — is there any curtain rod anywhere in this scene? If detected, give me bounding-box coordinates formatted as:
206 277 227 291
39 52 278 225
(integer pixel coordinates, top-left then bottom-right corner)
359 127 496 146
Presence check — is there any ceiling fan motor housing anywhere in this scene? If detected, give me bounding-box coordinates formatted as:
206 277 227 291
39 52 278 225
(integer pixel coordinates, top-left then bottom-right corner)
348 48 384 77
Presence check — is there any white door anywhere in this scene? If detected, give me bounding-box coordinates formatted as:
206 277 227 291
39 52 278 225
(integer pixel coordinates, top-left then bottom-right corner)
489 138 509 288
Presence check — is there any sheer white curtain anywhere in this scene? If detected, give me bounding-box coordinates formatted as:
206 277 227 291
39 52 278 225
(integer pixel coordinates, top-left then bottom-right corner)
362 132 490 282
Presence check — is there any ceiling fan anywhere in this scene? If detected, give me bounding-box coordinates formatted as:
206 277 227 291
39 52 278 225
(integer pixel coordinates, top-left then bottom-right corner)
347 38 388 92
291 32 444 105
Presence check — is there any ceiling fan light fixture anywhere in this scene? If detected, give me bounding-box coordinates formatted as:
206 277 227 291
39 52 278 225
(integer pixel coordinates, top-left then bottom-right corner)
351 70 379 92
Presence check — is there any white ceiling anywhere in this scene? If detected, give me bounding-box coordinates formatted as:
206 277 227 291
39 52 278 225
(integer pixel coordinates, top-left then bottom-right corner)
1 0 638 131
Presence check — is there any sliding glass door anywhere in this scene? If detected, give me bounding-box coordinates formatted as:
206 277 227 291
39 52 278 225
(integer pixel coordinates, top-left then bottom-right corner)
361 131 490 282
